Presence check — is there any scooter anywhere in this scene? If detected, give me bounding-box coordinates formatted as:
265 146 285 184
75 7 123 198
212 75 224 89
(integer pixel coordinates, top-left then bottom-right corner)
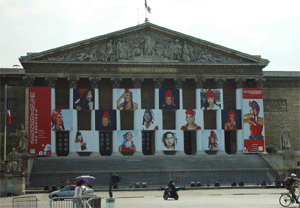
163 187 179 200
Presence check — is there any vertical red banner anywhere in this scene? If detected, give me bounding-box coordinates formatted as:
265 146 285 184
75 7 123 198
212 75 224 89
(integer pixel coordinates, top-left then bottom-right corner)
28 87 52 155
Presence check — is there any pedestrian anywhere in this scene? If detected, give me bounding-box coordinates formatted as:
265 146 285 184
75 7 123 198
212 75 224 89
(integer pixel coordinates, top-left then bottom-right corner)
74 180 86 208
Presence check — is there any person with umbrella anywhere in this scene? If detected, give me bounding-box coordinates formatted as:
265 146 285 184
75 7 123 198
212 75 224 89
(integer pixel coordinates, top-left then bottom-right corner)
74 180 86 208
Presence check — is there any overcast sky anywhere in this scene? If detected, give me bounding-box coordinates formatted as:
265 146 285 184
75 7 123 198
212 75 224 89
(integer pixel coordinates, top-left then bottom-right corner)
1 0 299 71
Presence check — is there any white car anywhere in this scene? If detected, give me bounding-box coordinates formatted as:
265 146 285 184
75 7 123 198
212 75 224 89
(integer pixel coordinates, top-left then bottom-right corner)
49 185 94 199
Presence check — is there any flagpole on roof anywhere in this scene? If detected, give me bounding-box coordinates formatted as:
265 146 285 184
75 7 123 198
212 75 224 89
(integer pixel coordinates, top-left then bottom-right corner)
4 84 7 161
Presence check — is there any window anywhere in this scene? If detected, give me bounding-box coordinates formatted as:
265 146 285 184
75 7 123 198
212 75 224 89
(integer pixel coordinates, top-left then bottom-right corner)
142 131 154 155
56 131 69 156
99 132 112 156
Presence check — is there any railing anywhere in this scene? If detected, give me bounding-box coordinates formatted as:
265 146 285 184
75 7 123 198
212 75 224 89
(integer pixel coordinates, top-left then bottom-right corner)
29 168 283 190
12 196 38 208
49 196 101 208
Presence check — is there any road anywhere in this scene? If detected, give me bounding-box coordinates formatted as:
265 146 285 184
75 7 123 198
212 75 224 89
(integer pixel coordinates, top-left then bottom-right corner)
1 188 298 208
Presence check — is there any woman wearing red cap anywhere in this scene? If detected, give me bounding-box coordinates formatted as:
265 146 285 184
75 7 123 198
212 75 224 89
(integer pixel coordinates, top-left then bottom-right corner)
208 130 219 151
224 110 237 130
74 89 94 110
180 109 201 130
243 101 264 139
117 89 138 110
51 109 65 130
161 90 176 109
101 111 110 127
201 89 221 110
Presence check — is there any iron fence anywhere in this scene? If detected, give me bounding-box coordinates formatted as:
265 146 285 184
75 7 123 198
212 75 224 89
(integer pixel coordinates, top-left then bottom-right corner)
49 196 101 208
28 168 285 190
12 196 38 208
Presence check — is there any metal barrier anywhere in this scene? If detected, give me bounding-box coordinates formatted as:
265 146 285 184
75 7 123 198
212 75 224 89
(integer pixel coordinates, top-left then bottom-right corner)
49 196 101 208
12 196 38 208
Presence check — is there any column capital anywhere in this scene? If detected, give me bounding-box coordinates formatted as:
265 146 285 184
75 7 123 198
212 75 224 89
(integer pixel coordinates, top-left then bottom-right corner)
23 76 35 87
215 78 226 89
255 78 266 88
175 77 185 89
235 78 246 88
68 77 79 88
111 77 122 88
89 77 101 88
195 77 206 88
132 77 144 88
153 77 164 89
45 77 57 88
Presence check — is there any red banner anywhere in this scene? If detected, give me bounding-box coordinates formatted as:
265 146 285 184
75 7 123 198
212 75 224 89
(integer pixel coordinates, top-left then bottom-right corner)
242 88 263 99
28 87 52 155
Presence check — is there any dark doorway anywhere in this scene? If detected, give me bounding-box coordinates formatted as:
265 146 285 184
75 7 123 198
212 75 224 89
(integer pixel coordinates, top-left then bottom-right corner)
99 132 112 156
184 131 196 155
225 131 237 154
142 131 154 155
56 131 69 156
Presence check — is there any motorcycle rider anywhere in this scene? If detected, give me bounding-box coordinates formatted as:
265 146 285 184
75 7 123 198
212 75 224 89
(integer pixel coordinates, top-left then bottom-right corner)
165 179 176 196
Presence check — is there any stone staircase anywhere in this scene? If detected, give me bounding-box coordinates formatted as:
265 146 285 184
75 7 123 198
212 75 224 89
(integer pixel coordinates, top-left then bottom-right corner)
28 153 279 189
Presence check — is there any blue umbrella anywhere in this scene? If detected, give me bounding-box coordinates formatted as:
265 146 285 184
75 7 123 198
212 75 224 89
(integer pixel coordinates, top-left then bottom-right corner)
75 175 96 184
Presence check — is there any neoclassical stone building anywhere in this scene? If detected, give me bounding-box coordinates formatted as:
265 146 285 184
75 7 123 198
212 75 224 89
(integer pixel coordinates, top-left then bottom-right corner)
1 23 299 187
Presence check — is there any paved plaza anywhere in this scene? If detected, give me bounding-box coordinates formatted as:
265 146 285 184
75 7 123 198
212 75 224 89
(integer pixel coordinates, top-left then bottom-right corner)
1 188 298 208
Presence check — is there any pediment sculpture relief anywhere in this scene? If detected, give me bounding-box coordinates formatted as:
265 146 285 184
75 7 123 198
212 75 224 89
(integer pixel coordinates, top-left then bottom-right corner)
41 32 246 63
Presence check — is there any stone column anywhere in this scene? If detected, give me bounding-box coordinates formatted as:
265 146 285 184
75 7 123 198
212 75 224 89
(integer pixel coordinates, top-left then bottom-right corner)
132 77 143 156
23 76 34 155
111 77 122 157
215 78 226 155
153 77 164 110
133 77 143 110
255 78 265 89
89 77 100 143
68 77 79 157
46 77 57 156
194 77 206 156
235 78 246 154
153 77 164 156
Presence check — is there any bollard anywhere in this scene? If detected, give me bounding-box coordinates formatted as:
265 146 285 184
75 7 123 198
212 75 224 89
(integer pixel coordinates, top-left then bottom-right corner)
106 197 115 208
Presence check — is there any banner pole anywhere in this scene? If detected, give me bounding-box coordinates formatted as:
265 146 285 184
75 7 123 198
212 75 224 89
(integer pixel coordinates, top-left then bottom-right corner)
4 84 7 161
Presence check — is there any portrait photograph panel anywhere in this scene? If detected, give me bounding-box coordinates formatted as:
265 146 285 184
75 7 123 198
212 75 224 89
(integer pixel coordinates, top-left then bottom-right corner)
155 130 184 151
95 110 117 131
74 130 98 152
200 130 223 151
221 110 241 130
51 109 73 131
117 130 139 153
176 109 203 130
73 89 95 110
116 88 141 110
134 109 162 130
159 89 180 110
200 89 222 110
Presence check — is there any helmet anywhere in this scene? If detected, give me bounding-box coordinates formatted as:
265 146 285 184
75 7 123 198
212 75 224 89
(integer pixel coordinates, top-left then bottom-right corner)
169 179 174 183
291 173 297 177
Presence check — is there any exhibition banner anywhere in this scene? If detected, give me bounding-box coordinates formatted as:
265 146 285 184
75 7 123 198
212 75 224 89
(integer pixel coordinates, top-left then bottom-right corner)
242 88 265 153
28 87 52 155
95 110 117 131
51 109 73 131
200 130 224 151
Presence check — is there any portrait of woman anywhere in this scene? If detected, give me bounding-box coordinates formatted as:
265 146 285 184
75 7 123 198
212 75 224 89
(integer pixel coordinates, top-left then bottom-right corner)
243 100 264 139
74 131 87 151
162 132 178 150
208 130 219 151
161 90 177 110
74 89 94 110
51 109 65 130
119 132 136 152
95 110 116 131
224 110 237 130
180 109 201 130
117 89 138 110
141 109 158 130
201 89 221 110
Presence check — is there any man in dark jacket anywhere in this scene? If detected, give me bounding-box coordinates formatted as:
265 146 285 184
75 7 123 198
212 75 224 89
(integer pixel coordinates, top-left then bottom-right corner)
165 179 176 196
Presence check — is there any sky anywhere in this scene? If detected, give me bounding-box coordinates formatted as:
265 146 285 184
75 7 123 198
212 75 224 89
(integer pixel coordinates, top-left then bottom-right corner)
0 0 299 71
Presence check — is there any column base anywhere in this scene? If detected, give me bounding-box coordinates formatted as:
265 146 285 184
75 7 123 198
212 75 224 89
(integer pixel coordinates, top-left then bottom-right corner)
194 151 207 156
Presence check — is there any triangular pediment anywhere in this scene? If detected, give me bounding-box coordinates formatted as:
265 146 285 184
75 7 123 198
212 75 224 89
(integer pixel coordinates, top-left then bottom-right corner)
19 23 269 66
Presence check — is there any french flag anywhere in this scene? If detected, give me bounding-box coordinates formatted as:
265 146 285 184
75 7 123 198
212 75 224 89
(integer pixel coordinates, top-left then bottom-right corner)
145 0 151 14
5 90 11 125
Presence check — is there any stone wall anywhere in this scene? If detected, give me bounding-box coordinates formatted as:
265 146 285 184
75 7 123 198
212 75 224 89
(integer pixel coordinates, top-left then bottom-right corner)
263 78 300 152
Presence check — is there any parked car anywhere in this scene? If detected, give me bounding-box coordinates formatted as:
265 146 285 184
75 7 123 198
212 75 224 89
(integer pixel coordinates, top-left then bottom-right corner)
49 185 94 199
